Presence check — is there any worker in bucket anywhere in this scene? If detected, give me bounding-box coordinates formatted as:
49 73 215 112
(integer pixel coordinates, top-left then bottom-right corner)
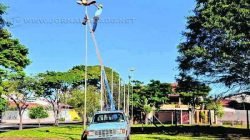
81 2 103 33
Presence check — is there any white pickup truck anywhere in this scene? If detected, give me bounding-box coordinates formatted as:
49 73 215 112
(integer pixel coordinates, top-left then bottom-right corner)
81 111 131 140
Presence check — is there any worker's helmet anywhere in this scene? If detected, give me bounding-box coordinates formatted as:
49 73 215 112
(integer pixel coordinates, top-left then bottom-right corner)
99 4 103 8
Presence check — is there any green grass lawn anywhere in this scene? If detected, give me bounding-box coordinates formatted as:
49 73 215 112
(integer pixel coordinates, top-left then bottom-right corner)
131 134 215 140
0 125 220 140
0 125 83 140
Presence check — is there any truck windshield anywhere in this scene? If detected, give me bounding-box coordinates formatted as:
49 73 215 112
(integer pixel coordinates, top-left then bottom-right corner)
93 113 125 123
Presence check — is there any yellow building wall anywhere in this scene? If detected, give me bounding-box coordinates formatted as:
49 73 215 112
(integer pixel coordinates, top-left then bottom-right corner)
69 110 81 121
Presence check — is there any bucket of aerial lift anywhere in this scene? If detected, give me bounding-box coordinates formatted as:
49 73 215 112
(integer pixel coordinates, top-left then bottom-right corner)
77 0 96 6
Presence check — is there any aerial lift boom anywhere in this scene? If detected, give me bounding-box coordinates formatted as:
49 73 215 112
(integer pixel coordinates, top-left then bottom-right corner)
85 14 116 111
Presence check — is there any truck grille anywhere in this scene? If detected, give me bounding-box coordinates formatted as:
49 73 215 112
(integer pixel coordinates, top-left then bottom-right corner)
95 129 117 137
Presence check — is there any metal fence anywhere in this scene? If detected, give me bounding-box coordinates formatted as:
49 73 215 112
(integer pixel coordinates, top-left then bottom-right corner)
218 110 249 125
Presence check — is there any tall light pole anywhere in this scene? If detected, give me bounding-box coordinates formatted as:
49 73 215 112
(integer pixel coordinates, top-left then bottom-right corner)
100 66 104 111
118 75 121 110
83 6 88 130
130 68 135 124
127 76 130 117
111 68 114 97
123 81 126 113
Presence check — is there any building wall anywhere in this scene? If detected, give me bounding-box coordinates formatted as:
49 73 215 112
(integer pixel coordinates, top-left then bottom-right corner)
157 110 190 124
218 110 249 125
157 110 215 125
1 109 80 124
157 111 173 123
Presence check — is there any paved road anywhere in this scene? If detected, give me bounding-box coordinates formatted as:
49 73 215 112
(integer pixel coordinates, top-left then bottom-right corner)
0 124 39 133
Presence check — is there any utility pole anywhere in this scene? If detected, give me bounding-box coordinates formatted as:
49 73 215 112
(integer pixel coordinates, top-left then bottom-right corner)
100 66 104 111
111 68 114 97
83 6 88 130
129 68 135 124
130 68 135 124
127 76 131 117
118 76 121 110
123 81 126 113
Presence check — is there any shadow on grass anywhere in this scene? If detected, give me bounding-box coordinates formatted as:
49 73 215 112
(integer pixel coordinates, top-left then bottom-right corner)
131 125 250 139
145 137 171 140
35 129 80 140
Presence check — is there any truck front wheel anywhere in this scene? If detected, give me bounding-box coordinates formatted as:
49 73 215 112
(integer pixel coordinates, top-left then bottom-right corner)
81 133 87 140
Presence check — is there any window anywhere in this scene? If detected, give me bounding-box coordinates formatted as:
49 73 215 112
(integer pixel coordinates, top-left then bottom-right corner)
93 113 125 123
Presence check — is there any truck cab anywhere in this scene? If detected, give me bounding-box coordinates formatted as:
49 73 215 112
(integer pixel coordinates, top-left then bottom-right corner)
82 111 130 140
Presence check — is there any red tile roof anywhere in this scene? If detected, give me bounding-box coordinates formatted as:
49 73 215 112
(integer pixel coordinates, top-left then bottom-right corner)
220 99 231 107
8 101 42 109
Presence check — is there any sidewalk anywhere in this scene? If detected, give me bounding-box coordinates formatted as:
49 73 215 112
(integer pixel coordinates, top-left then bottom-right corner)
0 122 82 132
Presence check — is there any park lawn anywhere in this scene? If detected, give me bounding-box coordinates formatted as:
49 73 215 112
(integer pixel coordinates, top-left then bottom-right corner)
0 125 84 140
132 124 175 127
0 125 215 140
131 134 214 140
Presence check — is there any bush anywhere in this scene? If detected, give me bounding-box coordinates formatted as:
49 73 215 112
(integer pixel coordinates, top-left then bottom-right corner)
222 120 243 126
200 112 205 120
59 118 65 122
73 117 80 121
29 106 49 127
29 106 49 120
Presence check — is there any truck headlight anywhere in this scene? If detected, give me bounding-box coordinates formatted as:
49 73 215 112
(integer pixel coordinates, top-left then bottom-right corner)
87 130 95 136
117 129 126 134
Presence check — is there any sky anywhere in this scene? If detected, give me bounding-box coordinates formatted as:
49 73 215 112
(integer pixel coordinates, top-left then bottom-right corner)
2 0 196 84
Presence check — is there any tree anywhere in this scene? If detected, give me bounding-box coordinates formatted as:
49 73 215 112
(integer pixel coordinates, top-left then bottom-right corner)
0 3 30 85
0 4 10 29
131 80 172 123
177 0 250 92
37 65 119 126
37 71 73 126
70 65 120 107
0 97 6 122
142 99 152 125
0 97 6 112
67 86 100 124
176 73 211 124
2 76 38 130
70 65 119 88
206 101 224 118
131 80 145 109
206 98 224 125
0 3 30 114
130 80 147 123
29 106 49 127
176 74 211 106
145 80 172 109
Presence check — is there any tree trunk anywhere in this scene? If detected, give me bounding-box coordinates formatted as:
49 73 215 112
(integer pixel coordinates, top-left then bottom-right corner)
209 110 212 126
190 108 195 125
54 110 59 126
214 114 218 125
246 110 249 130
191 96 196 125
19 110 23 130
141 112 144 132
38 119 41 128
52 102 60 126
145 113 148 125
175 110 178 126
0 110 2 123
